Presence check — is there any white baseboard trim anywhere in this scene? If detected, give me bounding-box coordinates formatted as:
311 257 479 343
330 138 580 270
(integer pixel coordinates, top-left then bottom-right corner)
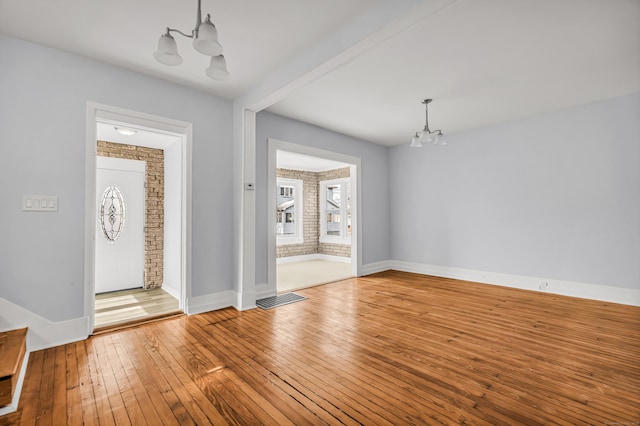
161 283 181 301
389 260 640 306
277 253 351 264
255 283 277 300
186 290 237 315
362 260 392 276
0 298 90 351
238 290 257 311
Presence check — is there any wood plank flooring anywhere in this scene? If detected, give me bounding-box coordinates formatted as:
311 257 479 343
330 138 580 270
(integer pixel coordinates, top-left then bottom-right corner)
94 288 180 329
4 271 640 425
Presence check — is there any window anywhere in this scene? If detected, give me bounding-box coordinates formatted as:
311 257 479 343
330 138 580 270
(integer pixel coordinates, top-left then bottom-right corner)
276 178 303 245
320 178 351 244
100 185 126 243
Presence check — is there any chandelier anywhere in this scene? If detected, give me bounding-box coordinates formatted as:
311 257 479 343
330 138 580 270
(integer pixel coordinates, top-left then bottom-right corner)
153 0 229 81
410 99 447 148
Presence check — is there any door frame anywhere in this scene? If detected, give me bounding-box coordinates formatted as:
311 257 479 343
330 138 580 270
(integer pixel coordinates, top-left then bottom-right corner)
267 138 362 293
85 102 192 332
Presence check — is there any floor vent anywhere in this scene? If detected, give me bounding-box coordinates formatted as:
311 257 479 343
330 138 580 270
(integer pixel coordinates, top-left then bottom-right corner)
256 293 307 310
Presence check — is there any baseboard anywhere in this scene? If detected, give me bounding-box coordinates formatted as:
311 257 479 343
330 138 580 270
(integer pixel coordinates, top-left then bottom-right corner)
237 290 257 311
161 284 181 301
277 253 351 264
186 290 237 315
0 351 29 416
389 260 640 306
0 298 90 351
361 260 392 276
255 283 277 300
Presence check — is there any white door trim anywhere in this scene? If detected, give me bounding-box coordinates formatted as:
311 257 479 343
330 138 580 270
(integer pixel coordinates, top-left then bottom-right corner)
85 101 192 332
267 138 362 292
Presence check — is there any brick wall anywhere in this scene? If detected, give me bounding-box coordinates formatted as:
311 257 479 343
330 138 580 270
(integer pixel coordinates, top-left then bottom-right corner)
97 141 164 289
318 242 351 258
276 168 318 258
276 166 352 259
318 167 351 258
318 167 350 181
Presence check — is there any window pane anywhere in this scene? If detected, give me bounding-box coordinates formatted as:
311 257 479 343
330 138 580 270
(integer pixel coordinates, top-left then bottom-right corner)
277 182 298 236
327 210 340 235
327 185 341 207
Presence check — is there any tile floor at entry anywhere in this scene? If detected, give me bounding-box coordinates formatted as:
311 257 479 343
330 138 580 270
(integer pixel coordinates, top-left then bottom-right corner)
277 259 352 293
95 287 179 329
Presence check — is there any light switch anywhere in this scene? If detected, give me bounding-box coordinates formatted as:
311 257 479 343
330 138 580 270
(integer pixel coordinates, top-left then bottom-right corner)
23 196 58 212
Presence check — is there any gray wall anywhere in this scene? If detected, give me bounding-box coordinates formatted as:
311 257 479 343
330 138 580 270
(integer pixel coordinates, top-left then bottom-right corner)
389 92 640 290
255 111 390 284
0 35 234 321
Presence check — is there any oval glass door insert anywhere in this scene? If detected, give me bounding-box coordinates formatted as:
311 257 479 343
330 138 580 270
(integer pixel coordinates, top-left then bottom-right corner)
100 185 126 243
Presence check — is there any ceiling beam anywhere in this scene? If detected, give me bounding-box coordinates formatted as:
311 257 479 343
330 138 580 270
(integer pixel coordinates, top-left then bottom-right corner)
234 0 459 112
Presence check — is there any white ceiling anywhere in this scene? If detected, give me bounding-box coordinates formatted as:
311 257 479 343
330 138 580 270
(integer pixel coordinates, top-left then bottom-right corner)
0 0 378 98
267 0 640 146
96 122 182 150
2 0 638 147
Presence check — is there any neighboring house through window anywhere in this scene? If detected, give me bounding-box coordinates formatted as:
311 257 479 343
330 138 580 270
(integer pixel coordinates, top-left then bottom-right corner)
320 177 351 244
276 178 303 245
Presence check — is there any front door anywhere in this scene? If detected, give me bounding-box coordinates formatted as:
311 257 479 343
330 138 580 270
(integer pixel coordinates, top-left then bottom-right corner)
95 156 145 293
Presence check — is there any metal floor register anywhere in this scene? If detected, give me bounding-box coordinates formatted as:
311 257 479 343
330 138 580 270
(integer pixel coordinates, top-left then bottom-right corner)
256 293 307 310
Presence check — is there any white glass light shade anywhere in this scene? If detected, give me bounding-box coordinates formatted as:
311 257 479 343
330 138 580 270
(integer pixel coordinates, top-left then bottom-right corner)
417 129 432 144
409 133 422 148
114 127 137 136
206 55 230 80
194 16 223 56
154 33 183 66
435 132 447 146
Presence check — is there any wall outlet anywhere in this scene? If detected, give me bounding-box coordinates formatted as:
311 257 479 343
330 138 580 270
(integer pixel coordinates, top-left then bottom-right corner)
539 281 549 291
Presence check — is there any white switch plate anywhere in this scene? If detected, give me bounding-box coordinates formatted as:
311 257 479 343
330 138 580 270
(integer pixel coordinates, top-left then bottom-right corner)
23 196 58 212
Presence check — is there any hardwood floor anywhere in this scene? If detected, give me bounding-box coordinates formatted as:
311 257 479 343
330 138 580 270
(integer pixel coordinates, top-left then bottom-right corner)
4 271 639 425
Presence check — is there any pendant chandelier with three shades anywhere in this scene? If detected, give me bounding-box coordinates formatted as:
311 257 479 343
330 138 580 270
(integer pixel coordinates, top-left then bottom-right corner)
153 0 230 81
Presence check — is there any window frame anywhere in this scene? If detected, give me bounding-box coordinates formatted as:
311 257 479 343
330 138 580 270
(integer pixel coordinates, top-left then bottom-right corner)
276 177 304 245
319 177 351 245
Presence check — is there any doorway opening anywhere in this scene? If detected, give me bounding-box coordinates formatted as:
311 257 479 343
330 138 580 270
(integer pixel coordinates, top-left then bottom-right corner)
85 103 192 332
267 139 361 295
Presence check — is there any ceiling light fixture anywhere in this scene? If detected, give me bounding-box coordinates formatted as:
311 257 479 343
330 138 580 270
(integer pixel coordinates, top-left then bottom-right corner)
114 127 137 136
154 0 229 81
410 99 446 148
